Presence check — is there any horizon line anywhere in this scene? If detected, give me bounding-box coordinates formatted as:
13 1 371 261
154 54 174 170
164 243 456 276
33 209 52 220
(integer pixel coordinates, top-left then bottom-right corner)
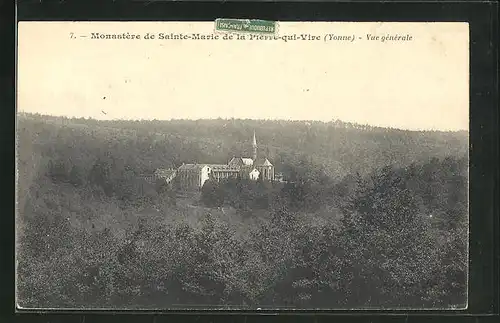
17 112 469 133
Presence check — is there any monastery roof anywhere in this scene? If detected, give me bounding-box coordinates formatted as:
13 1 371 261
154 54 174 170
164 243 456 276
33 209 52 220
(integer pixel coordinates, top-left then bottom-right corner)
155 168 177 178
208 164 241 171
241 158 254 166
229 157 254 166
254 157 273 167
178 163 207 171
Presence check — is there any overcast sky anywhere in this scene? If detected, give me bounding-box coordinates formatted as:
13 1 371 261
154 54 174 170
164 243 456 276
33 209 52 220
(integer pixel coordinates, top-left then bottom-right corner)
18 22 469 131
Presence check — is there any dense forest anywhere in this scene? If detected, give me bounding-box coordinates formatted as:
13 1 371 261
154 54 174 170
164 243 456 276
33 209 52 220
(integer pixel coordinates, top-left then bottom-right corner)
16 113 468 309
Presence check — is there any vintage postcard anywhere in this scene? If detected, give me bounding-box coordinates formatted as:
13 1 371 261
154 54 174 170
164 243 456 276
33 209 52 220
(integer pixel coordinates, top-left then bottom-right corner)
16 21 469 310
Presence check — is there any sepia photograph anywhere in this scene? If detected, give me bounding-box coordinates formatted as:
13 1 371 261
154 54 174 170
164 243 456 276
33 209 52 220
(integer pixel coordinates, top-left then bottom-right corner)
16 21 469 310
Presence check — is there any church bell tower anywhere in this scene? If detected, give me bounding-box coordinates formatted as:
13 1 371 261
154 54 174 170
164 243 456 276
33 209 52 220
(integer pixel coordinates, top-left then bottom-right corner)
252 130 257 161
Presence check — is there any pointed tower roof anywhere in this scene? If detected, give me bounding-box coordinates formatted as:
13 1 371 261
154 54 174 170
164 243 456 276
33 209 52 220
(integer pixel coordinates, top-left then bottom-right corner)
255 157 273 167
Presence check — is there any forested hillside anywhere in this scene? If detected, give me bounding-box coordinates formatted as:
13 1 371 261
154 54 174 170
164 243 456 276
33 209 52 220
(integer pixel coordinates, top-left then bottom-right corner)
16 113 468 309
17 113 467 181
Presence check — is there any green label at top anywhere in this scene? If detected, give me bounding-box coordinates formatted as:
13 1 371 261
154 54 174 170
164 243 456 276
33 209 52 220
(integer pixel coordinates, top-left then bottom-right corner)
215 19 277 34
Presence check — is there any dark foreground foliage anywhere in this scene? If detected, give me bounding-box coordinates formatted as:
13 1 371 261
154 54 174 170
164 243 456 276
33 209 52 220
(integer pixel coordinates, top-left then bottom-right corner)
16 114 468 309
